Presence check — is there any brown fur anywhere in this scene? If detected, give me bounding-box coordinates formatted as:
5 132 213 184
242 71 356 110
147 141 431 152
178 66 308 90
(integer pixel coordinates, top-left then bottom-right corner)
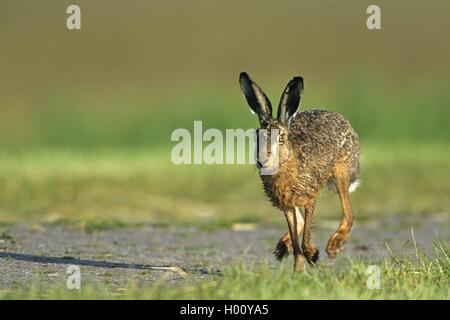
261 111 359 265
240 73 360 272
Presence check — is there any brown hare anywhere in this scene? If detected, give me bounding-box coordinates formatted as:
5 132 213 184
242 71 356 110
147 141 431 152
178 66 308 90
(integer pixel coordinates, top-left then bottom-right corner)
239 72 360 272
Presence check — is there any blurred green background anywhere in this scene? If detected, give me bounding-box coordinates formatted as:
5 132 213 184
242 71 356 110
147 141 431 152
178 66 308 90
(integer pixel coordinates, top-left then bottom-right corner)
0 1 449 228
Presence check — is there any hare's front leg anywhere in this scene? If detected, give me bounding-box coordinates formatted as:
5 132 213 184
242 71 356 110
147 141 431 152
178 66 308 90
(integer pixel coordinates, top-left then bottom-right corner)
273 207 304 261
302 202 320 265
284 208 305 272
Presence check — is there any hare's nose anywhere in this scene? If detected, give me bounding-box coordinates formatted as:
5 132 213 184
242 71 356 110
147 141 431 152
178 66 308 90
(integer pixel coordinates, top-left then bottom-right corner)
257 160 268 168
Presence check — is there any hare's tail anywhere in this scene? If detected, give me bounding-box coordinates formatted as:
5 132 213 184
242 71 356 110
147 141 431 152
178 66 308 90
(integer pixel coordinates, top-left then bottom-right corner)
348 179 360 193
328 179 360 193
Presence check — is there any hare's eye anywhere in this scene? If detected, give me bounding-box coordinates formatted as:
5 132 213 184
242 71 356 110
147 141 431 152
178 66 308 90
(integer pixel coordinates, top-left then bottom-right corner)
278 133 286 143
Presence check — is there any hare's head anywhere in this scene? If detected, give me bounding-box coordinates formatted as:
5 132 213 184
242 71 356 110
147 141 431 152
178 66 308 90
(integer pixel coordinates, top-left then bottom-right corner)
239 72 303 172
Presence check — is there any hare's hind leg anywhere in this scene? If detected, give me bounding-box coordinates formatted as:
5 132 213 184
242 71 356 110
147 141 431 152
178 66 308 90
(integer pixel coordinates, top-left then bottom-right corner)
284 208 305 272
326 168 355 258
273 208 304 261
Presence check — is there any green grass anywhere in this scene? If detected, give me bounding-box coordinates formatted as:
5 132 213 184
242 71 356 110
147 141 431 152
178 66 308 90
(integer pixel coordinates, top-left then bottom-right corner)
0 76 448 227
0 76 448 226
1 79 449 151
0 143 448 227
1 241 448 300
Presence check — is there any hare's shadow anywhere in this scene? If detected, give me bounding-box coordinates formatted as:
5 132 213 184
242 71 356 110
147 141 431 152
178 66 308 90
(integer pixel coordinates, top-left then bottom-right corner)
1 251 156 269
0 252 218 275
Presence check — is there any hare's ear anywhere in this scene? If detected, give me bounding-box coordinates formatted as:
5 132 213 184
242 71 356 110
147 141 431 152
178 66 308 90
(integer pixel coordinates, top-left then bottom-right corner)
277 76 304 124
239 72 272 123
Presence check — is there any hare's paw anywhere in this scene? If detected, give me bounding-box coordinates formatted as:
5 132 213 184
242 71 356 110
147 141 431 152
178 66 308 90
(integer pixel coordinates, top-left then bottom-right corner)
326 232 348 258
273 238 292 261
302 244 319 265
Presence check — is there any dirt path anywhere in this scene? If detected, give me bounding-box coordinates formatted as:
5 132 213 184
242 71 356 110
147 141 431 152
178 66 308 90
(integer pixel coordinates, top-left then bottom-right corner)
0 213 447 289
